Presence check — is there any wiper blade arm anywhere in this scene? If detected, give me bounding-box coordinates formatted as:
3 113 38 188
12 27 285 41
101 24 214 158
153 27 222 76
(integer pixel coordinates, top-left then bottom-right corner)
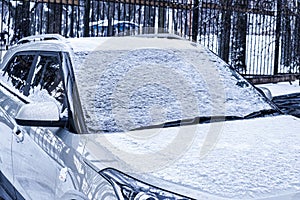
130 109 282 131
161 116 226 128
131 115 243 131
244 109 281 119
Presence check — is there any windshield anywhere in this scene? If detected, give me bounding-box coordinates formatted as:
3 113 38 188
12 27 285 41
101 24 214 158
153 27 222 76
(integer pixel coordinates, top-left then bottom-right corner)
72 37 272 133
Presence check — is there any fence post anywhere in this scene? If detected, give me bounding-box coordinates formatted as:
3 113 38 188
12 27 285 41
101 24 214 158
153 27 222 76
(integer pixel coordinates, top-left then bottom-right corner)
70 0 75 37
48 3 62 34
15 1 30 38
218 0 232 63
231 0 248 73
158 4 166 33
295 0 300 72
274 0 282 75
107 3 113 36
83 0 91 37
280 0 292 70
192 0 199 42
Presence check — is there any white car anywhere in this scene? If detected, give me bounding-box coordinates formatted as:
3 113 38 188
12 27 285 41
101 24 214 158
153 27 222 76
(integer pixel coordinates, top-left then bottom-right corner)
0 34 299 200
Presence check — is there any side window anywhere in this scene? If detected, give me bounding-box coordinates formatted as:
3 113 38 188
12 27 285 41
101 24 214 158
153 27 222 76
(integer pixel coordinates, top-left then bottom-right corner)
1 52 67 117
3 54 35 94
30 54 66 108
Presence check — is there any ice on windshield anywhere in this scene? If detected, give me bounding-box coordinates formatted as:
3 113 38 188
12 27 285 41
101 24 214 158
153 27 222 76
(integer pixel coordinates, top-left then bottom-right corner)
73 39 272 133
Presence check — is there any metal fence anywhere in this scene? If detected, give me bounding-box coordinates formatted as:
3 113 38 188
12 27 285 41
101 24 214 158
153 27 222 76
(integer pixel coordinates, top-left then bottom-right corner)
196 0 300 79
0 0 299 78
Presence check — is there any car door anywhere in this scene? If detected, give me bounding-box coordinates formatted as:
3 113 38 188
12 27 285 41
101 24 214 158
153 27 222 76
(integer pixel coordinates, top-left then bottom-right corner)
1 52 60 199
0 95 13 178
11 126 59 199
0 90 17 199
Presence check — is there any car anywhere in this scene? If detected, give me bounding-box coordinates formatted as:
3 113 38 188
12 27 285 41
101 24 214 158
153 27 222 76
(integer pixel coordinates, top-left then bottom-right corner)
90 20 140 36
0 34 300 200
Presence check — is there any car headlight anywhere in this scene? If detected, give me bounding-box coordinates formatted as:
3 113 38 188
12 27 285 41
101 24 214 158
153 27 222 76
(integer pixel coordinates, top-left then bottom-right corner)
100 168 191 200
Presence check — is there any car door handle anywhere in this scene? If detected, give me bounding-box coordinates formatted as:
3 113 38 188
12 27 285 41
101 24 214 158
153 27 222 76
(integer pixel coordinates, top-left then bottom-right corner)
13 126 24 143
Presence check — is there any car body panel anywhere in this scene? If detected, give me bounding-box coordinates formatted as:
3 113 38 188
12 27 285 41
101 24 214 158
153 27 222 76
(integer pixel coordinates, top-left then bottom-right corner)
0 41 114 199
0 86 24 198
0 89 81 200
11 127 58 199
0 69 61 199
0 107 15 200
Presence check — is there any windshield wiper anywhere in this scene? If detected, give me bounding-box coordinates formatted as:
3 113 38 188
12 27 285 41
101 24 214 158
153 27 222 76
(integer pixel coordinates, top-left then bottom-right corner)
131 115 243 131
130 109 282 131
243 108 281 119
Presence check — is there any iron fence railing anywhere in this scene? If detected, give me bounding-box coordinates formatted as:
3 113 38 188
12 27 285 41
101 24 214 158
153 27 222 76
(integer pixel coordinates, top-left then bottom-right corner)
0 0 299 77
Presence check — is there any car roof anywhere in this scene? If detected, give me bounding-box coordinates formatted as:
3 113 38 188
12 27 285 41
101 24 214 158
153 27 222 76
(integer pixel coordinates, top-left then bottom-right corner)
12 40 70 52
0 34 197 69
16 34 66 45
66 34 198 53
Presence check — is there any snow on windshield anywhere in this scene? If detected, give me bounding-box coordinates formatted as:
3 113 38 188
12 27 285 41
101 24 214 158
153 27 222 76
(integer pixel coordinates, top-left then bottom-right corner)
73 39 272 133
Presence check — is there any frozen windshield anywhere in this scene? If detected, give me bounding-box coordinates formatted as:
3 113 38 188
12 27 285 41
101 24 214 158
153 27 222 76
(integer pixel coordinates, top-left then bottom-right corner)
72 37 272 133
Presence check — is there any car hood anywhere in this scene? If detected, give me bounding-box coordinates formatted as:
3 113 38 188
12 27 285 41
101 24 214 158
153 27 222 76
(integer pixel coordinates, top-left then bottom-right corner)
82 115 300 199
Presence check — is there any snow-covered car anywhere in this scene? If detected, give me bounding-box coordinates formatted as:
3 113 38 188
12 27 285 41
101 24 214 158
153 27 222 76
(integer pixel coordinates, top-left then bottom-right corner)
0 35 300 200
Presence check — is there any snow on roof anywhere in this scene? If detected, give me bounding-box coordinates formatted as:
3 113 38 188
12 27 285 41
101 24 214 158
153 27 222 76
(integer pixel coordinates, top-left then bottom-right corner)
67 35 190 53
67 37 110 52
17 34 65 43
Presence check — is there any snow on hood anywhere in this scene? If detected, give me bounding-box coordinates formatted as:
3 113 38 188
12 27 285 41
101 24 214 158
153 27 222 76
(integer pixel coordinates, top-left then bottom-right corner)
83 115 300 199
71 37 272 133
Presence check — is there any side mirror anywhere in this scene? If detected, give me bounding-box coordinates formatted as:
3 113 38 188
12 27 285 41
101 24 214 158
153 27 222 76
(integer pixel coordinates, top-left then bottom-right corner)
256 86 273 101
15 102 67 127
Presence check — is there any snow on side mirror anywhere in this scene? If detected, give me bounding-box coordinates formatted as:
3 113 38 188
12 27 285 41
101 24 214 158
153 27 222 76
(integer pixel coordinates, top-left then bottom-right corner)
15 102 66 127
256 86 273 101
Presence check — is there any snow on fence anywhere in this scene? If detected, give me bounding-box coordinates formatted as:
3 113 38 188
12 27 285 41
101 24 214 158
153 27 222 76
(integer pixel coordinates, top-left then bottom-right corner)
0 0 299 79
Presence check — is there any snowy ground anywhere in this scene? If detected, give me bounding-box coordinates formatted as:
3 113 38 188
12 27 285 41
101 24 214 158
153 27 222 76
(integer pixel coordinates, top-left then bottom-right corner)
258 81 300 118
257 80 300 97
